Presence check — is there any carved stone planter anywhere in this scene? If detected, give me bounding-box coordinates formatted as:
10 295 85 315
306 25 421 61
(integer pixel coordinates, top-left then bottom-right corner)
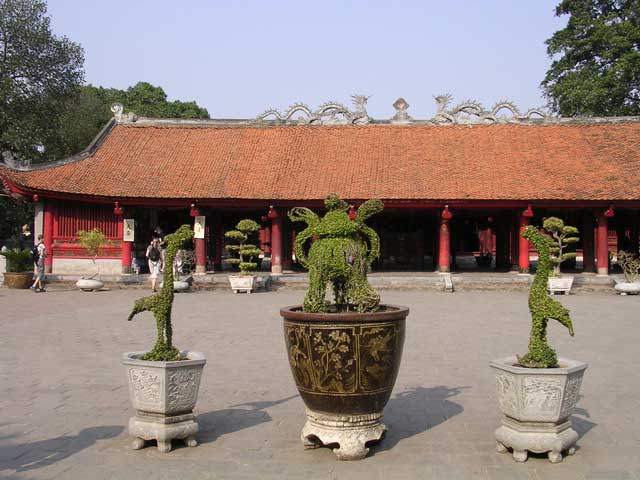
490 356 588 463
547 277 574 295
3 272 33 289
75 278 104 291
229 275 256 293
614 281 640 295
281 304 408 460
122 351 206 453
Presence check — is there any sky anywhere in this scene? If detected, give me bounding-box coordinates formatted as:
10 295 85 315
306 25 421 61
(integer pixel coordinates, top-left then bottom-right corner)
47 0 566 120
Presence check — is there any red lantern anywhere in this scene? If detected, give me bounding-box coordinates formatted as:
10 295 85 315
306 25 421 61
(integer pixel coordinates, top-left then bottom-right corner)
190 203 200 217
267 205 277 219
113 201 123 216
523 204 534 218
605 205 615 218
348 205 357 220
441 205 452 220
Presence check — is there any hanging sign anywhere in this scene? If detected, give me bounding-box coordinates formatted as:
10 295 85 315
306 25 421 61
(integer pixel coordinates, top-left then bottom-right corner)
194 216 206 239
123 219 135 242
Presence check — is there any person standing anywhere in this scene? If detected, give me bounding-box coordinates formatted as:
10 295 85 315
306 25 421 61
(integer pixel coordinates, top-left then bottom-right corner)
146 237 163 292
30 234 46 292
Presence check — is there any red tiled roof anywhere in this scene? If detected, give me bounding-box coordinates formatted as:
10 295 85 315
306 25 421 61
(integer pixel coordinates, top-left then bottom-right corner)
2 122 640 201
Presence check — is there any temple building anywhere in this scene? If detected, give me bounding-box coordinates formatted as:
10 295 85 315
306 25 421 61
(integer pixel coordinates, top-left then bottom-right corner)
1 95 639 277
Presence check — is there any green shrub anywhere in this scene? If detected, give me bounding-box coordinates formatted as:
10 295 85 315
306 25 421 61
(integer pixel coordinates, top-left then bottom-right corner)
617 251 640 283
77 228 108 278
224 219 262 275
288 194 383 313
0 248 32 272
542 217 579 276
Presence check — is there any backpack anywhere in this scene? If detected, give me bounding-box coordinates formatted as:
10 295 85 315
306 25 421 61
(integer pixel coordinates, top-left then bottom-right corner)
148 245 161 262
32 244 40 264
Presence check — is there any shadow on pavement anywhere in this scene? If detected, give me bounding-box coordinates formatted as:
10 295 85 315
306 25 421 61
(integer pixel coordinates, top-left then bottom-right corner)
0 425 123 473
371 385 467 454
197 394 298 444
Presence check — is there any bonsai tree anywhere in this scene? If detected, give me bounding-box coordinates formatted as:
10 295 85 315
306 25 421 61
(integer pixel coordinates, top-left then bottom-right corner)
617 250 640 283
127 224 194 361
224 219 262 275
288 194 383 313
518 225 575 368
77 228 108 278
0 248 32 272
542 217 579 276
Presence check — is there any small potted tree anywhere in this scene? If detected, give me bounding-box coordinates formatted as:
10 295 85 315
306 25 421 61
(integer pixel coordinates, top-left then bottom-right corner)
0 248 33 289
543 217 579 294
281 195 409 460
614 250 640 295
75 228 108 291
490 225 587 463
224 219 263 293
123 225 206 453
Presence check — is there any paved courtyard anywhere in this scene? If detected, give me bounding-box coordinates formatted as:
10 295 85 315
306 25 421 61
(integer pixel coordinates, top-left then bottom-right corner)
1 288 639 479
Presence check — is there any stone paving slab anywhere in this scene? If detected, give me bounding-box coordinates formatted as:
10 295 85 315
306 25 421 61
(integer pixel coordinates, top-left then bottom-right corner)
0 289 639 479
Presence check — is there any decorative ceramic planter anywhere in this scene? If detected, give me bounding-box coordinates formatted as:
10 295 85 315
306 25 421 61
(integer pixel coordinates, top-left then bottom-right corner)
547 277 574 295
122 351 206 452
229 275 256 293
75 278 104 291
281 304 408 460
490 356 588 463
3 272 33 289
614 281 640 295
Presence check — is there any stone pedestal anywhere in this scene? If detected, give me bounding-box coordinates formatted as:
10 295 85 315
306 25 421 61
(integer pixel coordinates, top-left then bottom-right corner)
129 412 198 453
301 409 386 461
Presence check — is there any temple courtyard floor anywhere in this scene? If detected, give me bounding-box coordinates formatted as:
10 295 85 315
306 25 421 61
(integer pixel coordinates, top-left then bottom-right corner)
0 288 639 479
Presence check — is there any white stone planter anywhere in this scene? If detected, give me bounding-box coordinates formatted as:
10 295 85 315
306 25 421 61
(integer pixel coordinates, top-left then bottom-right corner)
229 275 256 293
75 278 104 291
160 280 190 292
614 281 640 295
122 351 206 452
490 356 588 463
547 277 574 295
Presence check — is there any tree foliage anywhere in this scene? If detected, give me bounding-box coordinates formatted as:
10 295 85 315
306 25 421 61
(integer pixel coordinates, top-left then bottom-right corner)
224 219 262 275
542 217 580 276
0 0 84 162
542 0 640 116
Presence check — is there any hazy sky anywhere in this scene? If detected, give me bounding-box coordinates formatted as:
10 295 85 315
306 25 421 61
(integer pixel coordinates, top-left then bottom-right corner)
47 0 566 119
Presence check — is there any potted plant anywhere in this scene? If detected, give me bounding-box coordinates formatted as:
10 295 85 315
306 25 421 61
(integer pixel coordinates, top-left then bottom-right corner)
123 225 206 453
490 225 587 463
281 195 409 460
224 219 263 293
614 250 640 295
0 248 33 289
75 228 108 291
543 217 579 294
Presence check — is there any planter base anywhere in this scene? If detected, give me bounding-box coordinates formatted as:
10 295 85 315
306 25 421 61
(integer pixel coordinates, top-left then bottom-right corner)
495 417 578 463
129 412 198 453
301 409 386 461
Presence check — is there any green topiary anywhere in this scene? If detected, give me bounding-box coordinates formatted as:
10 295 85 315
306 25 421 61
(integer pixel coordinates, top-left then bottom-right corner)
518 225 575 368
77 228 107 279
289 194 383 313
0 248 32 272
542 217 579 277
617 250 640 283
127 225 194 361
224 219 262 275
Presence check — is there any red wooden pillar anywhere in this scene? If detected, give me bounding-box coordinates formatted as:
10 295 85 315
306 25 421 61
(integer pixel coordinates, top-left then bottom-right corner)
270 207 283 274
195 237 206 273
43 199 54 273
596 207 614 275
518 205 534 273
582 211 595 273
438 205 452 272
118 217 132 274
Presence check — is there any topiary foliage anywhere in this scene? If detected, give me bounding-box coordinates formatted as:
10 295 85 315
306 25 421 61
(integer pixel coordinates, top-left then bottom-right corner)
617 250 640 283
518 225 575 368
127 224 194 361
289 194 383 313
542 217 579 277
224 219 262 275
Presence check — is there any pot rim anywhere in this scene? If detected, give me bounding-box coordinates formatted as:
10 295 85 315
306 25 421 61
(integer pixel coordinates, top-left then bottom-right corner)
280 304 409 322
490 356 588 374
122 350 206 367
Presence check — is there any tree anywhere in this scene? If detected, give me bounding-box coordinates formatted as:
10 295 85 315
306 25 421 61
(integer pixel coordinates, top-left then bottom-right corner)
541 0 640 116
0 0 84 162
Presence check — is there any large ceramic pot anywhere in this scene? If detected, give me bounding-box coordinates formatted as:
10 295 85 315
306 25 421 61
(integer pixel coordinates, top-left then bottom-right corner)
3 272 33 289
490 356 588 463
122 351 206 453
281 304 408 460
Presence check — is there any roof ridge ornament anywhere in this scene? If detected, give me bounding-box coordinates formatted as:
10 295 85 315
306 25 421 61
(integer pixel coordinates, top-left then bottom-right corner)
256 94 370 125
432 94 551 125
111 103 137 123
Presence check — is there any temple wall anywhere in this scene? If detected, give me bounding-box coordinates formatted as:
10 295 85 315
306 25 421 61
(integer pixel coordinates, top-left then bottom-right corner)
52 258 121 275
